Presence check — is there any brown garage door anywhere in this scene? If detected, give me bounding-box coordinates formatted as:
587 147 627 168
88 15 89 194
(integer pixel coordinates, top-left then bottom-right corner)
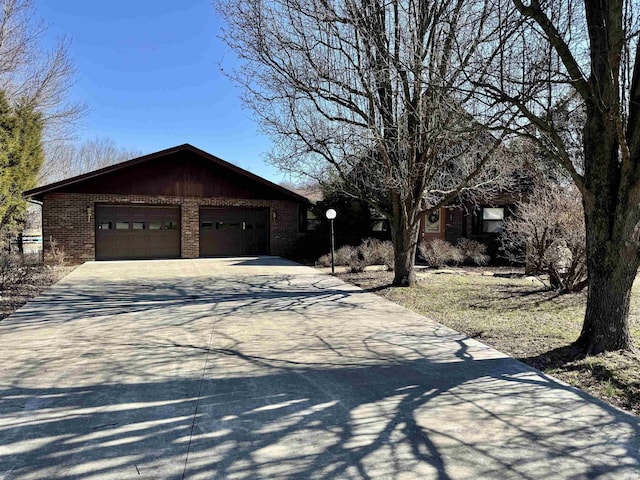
96 205 180 260
199 207 269 256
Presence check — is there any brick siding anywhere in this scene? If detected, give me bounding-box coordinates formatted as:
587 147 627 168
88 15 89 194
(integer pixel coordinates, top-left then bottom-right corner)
42 192 303 263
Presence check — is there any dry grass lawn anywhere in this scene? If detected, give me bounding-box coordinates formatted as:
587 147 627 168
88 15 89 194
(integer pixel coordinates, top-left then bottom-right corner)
339 268 640 416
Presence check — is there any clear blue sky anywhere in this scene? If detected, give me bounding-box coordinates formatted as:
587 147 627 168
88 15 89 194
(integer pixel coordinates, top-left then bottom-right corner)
34 0 286 183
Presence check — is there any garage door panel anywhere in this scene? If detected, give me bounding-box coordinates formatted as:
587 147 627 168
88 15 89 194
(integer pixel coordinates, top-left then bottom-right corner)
96 205 180 260
200 207 269 256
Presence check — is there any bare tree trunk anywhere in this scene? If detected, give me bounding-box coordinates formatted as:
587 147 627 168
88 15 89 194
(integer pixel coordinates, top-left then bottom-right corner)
576 205 639 353
391 223 419 287
573 88 640 352
577 259 635 353
390 194 420 287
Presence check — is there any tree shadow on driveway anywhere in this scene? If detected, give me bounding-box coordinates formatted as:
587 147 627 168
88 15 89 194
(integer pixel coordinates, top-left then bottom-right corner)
0 261 639 479
1 344 639 479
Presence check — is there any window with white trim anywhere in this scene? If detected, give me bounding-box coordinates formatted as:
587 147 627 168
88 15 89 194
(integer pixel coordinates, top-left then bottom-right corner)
482 207 504 233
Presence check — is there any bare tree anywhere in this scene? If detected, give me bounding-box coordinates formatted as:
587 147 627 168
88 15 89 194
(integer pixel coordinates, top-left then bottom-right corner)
0 0 85 140
39 137 143 184
217 0 516 286
471 0 640 353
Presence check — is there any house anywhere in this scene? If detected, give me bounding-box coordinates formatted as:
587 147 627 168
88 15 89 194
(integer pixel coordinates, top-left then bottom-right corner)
24 144 309 263
292 186 521 262
419 192 526 260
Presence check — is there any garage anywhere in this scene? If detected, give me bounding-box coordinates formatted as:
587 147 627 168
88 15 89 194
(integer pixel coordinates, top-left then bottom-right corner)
25 144 308 262
200 207 269 256
96 205 180 260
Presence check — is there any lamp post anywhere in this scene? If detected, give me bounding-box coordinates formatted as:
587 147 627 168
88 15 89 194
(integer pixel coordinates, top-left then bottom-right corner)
325 209 337 274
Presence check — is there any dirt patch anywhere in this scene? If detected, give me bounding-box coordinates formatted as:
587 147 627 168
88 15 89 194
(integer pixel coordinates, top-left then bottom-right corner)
338 268 640 415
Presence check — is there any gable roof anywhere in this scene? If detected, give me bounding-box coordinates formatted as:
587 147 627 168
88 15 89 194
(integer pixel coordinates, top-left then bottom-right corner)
24 143 309 203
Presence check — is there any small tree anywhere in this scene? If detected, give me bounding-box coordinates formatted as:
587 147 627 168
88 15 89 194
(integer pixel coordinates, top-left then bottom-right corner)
0 91 44 248
501 183 587 293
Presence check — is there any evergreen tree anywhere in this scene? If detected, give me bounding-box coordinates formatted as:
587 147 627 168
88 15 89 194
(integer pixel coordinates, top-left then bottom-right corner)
0 91 44 248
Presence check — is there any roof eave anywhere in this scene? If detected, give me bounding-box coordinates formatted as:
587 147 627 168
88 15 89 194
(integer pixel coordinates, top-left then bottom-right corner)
24 144 309 204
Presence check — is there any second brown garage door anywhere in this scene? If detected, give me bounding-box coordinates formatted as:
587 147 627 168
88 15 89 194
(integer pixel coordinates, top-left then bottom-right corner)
199 207 269 256
96 205 180 260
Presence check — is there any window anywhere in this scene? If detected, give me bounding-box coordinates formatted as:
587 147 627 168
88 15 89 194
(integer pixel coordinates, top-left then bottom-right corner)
307 210 321 231
201 221 213 231
298 206 308 232
149 221 162 230
165 220 178 230
132 222 146 230
370 219 389 232
98 221 113 230
116 222 129 230
482 207 505 233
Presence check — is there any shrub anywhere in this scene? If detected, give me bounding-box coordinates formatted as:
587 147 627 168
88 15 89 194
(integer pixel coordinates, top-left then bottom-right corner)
377 240 395 271
334 245 356 266
316 238 395 272
500 184 587 293
49 236 66 266
345 238 396 273
0 253 39 290
358 238 394 270
316 253 331 267
345 248 367 273
418 239 463 268
457 238 489 266
344 240 377 273
316 245 355 267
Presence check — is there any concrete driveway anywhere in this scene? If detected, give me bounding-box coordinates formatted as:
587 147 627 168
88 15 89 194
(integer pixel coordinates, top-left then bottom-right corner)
0 258 638 479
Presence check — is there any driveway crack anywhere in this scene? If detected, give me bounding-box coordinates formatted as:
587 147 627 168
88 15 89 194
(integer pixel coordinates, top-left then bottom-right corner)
181 304 218 479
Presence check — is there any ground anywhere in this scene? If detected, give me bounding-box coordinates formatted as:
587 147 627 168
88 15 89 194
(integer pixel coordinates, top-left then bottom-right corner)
1 258 638 479
338 267 640 416
4 262 639 417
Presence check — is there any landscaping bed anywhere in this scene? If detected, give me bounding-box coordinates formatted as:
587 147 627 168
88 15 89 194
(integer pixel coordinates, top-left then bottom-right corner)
0 262 75 321
338 268 640 415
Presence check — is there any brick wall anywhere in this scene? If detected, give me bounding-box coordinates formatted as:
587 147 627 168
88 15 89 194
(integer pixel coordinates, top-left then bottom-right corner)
42 192 303 263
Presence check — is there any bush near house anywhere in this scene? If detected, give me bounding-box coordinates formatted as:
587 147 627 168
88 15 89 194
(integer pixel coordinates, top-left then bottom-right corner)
418 238 489 268
457 238 490 266
419 239 463 267
0 252 72 321
317 238 394 272
0 254 41 290
345 238 394 273
500 184 587 293
317 245 356 268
